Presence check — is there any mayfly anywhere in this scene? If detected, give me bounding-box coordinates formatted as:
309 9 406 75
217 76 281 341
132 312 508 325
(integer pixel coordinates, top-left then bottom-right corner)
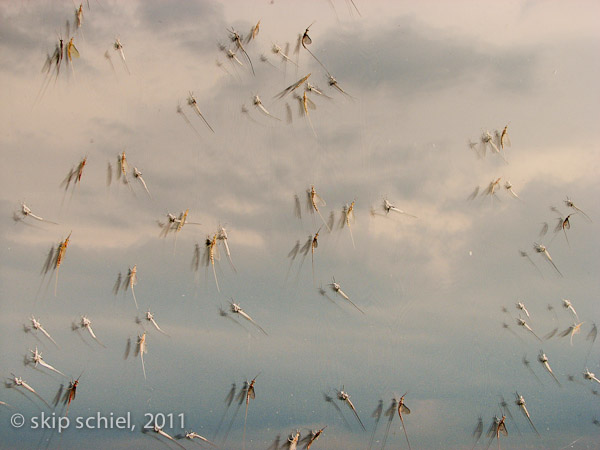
19 203 57 224
229 301 268 335
113 37 131 74
123 265 139 309
272 43 298 66
275 73 311 99
559 321 584 346
383 198 417 218
337 387 366 431
287 430 300 450
479 131 501 158
304 426 326 449
242 373 260 450
368 399 383 450
380 397 397 449
133 167 151 198
134 332 148 380
305 82 333 99
145 423 186 450
204 233 220 292
533 243 562 276
516 317 542 342
29 347 66 377
297 91 318 137
176 430 217 447
538 350 561 386
516 302 530 319
514 392 539 436
328 74 356 99
310 227 321 284
54 231 72 296
339 200 356 248
306 185 331 231
145 310 169 336
504 181 520 199
63 373 83 416
217 224 237 273
482 178 503 202
253 94 280 120
187 92 215 132
396 392 412 450
66 37 80 77
486 415 508 450
227 27 254 75
116 151 130 185
9 374 51 409
324 393 352 430
564 197 592 222
79 315 105 347
330 277 364 314
500 124 511 150
28 316 59 348
245 20 260 44
561 299 579 321
583 368 600 384
301 22 331 74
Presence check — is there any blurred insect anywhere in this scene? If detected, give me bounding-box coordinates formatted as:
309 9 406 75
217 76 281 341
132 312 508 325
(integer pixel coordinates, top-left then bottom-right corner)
187 92 215 133
337 387 366 431
79 315 105 347
306 185 331 231
559 321 584 346
134 332 148 380
500 124 511 150
397 392 412 450
515 392 539 436
368 399 383 450
113 37 131 74
479 130 501 159
586 323 598 363
533 243 562 276
104 49 116 74
538 350 561 386
145 310 169 336
133 167 151 198
330 277 364 314
177 102 202 138
229 301 268 335
213 383 237 440
253 94 280 120
471 417 483 450
8 374 51 409
74 4 83 29
123 265 139 309
29 346 66 377
564 197 591 222
467 186 480 201
522 355 542 385
482 178 502 202
380 397 397 449
28 316 58 347
518 250 543 277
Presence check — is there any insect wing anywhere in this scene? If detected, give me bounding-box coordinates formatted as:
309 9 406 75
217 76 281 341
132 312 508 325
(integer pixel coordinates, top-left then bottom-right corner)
400 404 410 415
499 421 508 436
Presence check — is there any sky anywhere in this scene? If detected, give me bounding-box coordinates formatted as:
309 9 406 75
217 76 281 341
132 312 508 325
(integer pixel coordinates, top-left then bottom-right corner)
1 0 599 449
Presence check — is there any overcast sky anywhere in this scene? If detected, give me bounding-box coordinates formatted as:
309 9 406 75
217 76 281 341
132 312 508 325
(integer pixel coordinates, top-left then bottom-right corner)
1 1 599 449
